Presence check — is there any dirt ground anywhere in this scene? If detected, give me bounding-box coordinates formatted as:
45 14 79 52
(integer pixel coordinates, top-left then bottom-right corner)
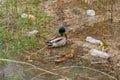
14 0 120 80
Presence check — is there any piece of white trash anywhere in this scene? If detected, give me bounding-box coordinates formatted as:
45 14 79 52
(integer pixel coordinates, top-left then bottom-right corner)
89 49 111 59
28 30 38 36
86 36 101 45
86 36 104 47
21 13 28 18
86 9 95 16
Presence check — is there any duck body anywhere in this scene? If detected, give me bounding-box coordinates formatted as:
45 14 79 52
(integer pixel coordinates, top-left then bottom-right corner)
46 36 67 48
46 26 67 48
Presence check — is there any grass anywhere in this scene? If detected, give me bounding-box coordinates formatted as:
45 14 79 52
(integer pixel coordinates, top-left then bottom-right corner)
11 36 39 52
0 0 54 62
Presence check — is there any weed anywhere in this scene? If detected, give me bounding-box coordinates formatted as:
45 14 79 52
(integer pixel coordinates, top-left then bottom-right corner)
0 45 9 64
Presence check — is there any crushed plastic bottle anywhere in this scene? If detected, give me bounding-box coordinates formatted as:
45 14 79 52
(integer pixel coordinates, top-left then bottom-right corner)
0 42 2 46
86 36 104 47
28 30 38 36
86 9 95 16
89 49 111 59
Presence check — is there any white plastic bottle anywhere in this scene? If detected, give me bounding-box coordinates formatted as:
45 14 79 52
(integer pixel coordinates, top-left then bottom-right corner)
89 49 111 59
86 36 101 44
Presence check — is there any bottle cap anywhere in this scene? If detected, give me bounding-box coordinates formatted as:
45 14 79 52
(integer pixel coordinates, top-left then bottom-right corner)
29 14 34 19
99 41 104 47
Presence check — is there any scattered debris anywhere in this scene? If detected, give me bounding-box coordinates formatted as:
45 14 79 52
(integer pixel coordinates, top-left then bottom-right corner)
21 13 35 19
55 49 74 63
28 14 35 19
89 49 111 59
28 30 38 36
21 13 28 18
86 36 104 47
83 42 97 49
91 61 105 64
0 42 2 46
86 9 95 16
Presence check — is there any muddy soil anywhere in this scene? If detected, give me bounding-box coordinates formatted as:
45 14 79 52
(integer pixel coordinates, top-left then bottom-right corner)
37 0 120 80
1 0 119 80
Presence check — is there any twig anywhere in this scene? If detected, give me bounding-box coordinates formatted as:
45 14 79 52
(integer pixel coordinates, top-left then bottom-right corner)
36 46 47 53
0 58 68 79
29 46 47 57
24 68 34 72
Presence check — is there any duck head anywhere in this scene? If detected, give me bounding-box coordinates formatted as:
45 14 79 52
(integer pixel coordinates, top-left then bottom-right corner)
59 26 67 39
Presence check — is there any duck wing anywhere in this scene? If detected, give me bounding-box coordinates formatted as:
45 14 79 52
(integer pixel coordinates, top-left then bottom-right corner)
49 37 64 43
46 36 58 43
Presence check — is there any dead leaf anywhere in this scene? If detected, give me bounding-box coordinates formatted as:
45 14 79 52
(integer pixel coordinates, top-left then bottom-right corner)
54 49 74 63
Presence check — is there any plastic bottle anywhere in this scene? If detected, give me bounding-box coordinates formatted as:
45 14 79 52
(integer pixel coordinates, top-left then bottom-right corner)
86 9 95 16
89 49 111 59
86 36 102 45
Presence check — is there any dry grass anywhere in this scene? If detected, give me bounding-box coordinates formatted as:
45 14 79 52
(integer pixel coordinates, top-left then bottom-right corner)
0 0 120 80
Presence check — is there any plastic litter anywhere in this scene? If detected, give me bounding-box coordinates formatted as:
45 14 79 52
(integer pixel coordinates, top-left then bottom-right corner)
28 30 38 36
86 36 104 47
89 49 111 59
99 41 104 47
86 9 95 16
28 14 34 19
21 13 28 18
21 13 35 19
0 43 2 46
91 61 104 64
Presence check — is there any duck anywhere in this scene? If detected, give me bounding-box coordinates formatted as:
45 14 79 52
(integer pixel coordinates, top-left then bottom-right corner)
46 26 67 48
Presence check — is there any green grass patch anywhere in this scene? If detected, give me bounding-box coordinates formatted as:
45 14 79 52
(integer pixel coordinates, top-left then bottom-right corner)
0 0 54 60
11 36 39 53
